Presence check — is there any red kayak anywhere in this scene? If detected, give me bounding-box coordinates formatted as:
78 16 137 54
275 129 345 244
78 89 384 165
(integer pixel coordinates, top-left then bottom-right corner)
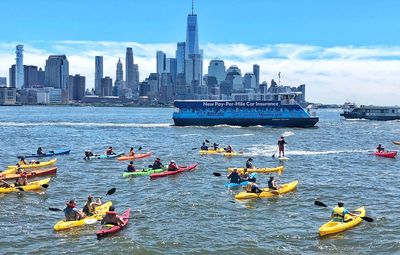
0 167 58 180
117 152 152 161
96 208 131 239
150 164 198 179
373 151 397 158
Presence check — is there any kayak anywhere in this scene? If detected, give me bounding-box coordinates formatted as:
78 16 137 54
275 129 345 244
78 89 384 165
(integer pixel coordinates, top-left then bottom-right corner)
0 177 51 193
53 201 112 231
84 153 124 160
199 148 225 155
319 207 365 236
227 166 284 174
6 159 58 171
122 167 166 177
373 151 397 158
235 180 298 199
117 152 152 161
18 149 70 159
223 151 240 157
150 164 198 179
96 208 131 239
393 141 400 145
224 181 249 188
0 167 57 180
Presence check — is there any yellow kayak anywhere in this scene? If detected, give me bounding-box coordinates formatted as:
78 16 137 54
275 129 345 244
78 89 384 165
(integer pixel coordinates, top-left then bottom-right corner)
227 166 284 174
53 201 112 231
0 177 51 193
235 180 298 200
5 159 57 174
199 148 225 155
319 207 365 236
223 151 240 157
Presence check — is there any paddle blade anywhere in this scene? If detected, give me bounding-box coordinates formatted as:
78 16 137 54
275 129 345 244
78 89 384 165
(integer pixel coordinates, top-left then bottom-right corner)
84 218 98 225
49 207 63 212
361 216 374 222
314 201 328 207
42 184 49 189
138 147 142 151
106 187 116 196
191 148 199 150
272 154 275 158
205 140 210 143
213 172 222 177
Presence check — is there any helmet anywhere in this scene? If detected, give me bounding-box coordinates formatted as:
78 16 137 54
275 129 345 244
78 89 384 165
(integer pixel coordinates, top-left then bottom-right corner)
170 160 175 163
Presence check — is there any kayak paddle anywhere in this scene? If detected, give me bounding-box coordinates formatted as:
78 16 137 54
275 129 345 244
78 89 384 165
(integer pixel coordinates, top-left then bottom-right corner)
314 200 374 222
213 172 222 176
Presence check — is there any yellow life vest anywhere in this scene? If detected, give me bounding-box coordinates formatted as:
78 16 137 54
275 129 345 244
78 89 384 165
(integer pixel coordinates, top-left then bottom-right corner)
331 206 345 222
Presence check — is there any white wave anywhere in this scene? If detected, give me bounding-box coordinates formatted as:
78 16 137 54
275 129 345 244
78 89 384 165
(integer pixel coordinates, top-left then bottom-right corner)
221 134 254 138
244 148 370 157
281 131 295 137
180 134 201 137
0 121 171 128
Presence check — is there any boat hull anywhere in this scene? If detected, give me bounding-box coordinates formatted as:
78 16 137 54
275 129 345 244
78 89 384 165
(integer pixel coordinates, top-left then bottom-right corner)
341 113 400 121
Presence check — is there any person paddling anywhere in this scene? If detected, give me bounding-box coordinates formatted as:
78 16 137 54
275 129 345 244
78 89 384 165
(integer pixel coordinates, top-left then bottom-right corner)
245 158 255 169
14 173 29 186
376 144 384 152
64 200 86 221
37 147 45 156
168 160 178 171
277 136 287 158
151 158 164 170
225 145 233 153
101 206 125 226
268 176 280 190
105 146 115 155
331 202 357 222
128 147 135 157
200 142 208 150
84 150 94 159
82 195 102 216
213 143 219 150
227 168 241 184
126 161 136 172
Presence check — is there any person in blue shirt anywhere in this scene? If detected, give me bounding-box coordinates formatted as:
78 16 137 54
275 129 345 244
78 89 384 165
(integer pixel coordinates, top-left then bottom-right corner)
227 168 241 184
331 202 356 222
126 161 136 172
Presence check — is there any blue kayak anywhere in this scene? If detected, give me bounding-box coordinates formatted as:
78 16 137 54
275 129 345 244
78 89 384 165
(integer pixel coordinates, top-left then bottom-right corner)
84 152 124 160
18 149 70 159
224 181 249 188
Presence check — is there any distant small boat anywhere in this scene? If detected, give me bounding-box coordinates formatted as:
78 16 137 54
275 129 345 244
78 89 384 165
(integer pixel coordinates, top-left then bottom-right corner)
393 141 400 145
373 151 397 158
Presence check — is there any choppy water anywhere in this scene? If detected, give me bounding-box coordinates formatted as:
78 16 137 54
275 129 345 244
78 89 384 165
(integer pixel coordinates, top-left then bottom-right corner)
0 106 399 254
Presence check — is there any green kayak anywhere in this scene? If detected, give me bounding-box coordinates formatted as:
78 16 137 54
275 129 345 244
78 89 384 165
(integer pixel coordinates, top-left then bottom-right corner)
122 168 166 177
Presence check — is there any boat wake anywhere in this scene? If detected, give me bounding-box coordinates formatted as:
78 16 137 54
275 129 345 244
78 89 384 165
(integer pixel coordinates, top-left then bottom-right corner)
221 134 254 138
281 131 295 137
0 121 171 128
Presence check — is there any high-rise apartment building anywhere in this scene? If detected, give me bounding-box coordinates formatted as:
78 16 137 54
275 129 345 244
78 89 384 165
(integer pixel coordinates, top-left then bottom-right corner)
156 51 166 75
68 74 86 101
23 65 39 88
44 55 69 89
125 47 138 95
15 44 24 89
176 42 186 74
101 76 112 96
9 65 16 87
95 56 103 95
253 64 260 86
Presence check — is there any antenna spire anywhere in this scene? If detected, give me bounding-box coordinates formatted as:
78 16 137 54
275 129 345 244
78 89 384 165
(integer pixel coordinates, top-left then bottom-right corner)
192 0 194 14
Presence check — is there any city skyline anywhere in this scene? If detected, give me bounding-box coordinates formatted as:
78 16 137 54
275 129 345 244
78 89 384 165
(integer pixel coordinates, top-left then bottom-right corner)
0 0 399 104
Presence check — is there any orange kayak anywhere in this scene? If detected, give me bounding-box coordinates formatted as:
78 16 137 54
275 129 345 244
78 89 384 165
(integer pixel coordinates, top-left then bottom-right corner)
117 152 152 161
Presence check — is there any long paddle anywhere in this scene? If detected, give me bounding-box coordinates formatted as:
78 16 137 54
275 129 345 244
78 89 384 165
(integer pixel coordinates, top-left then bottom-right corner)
48 187 116 212
314 201 374 222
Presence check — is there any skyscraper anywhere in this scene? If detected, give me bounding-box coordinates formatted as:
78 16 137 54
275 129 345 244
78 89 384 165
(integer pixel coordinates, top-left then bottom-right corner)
23 65 38 88
44 55 69 89
101 76 112 96
125 47 138 95
253 64 260 86
68 74 86 101
185 12 199 58
176 42 186 74
9 65 16 87
208 60 226 84
156 51 166 75
15 44 24 89
114 58 124 96
95 56 103 95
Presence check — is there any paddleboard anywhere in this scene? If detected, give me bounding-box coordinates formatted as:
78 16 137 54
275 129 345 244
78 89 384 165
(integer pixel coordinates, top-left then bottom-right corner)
278 157 289 161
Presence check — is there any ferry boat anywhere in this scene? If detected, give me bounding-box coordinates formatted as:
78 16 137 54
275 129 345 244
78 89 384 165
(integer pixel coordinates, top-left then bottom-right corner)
172 95 318 127
341 105 400 120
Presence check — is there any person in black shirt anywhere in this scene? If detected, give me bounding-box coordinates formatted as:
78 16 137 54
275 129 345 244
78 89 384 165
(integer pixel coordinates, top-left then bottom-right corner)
277 136 287 157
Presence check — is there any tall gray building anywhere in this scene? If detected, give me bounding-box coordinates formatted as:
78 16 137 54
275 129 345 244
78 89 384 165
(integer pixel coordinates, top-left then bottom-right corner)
166 58 177 86
208 60 226 84
69 74 86 101
125 47 138 95
95 56 103 95
156 51 166 75
23 65 38 88
176 42 186 74
15 44 24 89
45 55 69 89
0 77 6 86
38 68 45 86
8 65 16 88
101 76 112 96
253 64 260 86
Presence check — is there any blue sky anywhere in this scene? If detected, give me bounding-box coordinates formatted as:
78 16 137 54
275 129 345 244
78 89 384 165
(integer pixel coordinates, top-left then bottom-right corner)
0 0 399 104
1 0 399 46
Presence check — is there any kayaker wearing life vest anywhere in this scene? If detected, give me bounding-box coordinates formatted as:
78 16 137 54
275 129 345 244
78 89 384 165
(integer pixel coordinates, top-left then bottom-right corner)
331 202 356 222
245 182 263 193
376 144 384 152
105 146 115 155
225 145 233 153
82 195 102 216
227 168 241 184
152 158 164 170
37 147 44 155
168 160 178 171
126 161 136 172
213 143 219 150
200 142 208 150
268 176 280 190
128 147 135 156
14 173 29 186
101 206 125 226
64 200 86 221
246 158 255 169
277 136 287 157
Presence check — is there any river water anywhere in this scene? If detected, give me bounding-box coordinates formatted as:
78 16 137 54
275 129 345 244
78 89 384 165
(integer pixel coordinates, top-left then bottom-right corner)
0 106 399 254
